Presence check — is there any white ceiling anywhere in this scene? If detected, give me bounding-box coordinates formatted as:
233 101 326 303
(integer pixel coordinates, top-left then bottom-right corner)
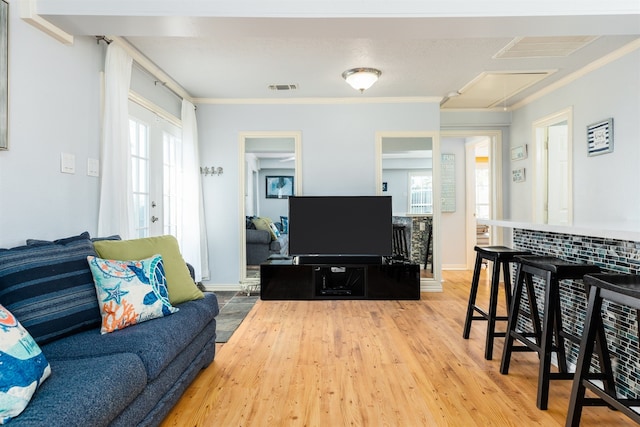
31 0 640 109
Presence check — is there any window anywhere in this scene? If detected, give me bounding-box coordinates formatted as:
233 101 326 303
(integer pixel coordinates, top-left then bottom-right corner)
129 101 182 239
130 118 150 238
409 171 432 214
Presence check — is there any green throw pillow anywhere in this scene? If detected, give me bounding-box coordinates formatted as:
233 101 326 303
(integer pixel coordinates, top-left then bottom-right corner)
252 217 278 240
93 235 203 305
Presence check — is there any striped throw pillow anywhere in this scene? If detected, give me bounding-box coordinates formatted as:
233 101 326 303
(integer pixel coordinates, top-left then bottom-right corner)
0 233 102 344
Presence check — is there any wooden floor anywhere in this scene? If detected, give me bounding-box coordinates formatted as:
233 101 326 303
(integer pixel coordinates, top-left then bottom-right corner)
162 270 636 426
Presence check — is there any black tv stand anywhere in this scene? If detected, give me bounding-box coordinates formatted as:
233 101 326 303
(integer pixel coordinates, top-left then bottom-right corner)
296 255 382 265
260 259 420 300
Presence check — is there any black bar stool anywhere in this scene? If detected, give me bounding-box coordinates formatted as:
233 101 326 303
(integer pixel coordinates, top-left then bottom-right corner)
566 273 640 426
392 224 409 261
463 246 530 360
500 255 612 410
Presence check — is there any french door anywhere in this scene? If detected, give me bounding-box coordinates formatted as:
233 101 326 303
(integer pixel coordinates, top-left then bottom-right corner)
128 101 183 238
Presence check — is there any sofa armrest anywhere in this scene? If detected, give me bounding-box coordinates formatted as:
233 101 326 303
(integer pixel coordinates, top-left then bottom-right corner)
186 263 195 281
246 228 271 244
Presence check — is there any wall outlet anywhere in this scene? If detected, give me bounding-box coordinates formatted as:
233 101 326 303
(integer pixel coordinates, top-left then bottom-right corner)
419 222 425 231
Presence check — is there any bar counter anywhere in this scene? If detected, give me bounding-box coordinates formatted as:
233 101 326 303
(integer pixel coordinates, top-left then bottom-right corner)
478 219 639 401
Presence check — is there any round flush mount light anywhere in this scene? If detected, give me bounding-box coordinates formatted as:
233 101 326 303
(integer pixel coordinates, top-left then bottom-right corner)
342 68 382 93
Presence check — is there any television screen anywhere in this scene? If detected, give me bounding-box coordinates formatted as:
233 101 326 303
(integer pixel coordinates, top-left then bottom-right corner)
288 196 393 258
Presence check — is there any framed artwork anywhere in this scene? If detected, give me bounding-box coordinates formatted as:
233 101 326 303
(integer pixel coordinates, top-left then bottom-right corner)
0 0 7 150
510 145 527 161
512 167 526 183
587 118 613 156
266 176 294 199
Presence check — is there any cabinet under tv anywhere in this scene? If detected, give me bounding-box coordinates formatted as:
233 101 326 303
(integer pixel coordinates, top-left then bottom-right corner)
260 257 420 300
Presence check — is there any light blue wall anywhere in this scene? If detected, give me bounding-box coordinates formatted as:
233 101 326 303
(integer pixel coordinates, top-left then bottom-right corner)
196 102 440 284
508 49 640 226
0 4 104 248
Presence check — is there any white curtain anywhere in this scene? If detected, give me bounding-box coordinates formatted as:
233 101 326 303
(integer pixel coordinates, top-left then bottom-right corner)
97 43 134 239
180 100 210 281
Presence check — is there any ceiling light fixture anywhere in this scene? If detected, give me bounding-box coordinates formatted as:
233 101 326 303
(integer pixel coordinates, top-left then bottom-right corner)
342 68 381 93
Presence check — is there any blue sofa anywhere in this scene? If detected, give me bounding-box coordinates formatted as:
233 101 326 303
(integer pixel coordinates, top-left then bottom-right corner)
0 233 219 426
246 219 288 265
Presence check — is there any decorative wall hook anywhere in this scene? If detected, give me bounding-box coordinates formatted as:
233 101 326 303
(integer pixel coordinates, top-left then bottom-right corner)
200 166 223 176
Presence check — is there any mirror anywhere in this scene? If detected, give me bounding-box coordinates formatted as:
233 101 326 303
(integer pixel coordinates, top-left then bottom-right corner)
376 132 441 289
239 132 301 286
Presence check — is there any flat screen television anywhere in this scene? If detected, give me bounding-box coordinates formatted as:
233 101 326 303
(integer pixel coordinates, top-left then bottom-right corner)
288 196 393 263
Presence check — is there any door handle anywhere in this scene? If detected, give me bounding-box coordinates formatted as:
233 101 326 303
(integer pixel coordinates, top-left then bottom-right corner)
151 216 159 223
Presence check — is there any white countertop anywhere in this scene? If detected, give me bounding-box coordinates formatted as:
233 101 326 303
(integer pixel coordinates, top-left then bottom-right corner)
477 219 640 242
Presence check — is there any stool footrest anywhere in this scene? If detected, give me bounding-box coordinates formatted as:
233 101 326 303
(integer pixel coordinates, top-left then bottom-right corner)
470 308 509 322
509 332 542 352
509 345 537 353
583 381 640 423
548 372 573 380
559 330 582 345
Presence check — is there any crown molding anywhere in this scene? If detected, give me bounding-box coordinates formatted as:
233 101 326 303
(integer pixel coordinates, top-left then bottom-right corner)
20 0 73 45
193 96 440 105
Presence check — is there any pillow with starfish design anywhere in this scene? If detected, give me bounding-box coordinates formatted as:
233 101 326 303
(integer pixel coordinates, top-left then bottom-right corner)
87 254 178 334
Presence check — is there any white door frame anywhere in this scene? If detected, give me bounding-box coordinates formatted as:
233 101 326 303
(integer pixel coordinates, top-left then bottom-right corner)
442 130 503 270
532 107 573 225
238 131 302 284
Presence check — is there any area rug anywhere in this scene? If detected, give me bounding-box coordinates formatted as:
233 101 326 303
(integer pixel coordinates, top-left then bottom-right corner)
214 291 259 343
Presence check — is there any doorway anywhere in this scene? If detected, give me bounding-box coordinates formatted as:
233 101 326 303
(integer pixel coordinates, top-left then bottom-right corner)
239 132 302 285
442 131 503 270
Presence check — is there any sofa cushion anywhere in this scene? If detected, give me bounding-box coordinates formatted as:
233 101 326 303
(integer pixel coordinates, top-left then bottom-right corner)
87 255 178 334
0 304 51 424
93 235 203 305
12 354 146 426
252 217 278 240
41 292 219 382
0 232 102 344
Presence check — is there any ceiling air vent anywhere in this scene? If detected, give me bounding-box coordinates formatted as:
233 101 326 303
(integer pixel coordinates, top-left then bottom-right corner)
494 36 599 59
268 84 298 91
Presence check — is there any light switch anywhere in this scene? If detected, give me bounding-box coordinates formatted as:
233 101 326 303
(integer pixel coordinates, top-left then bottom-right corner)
60 153 76 174
87 158 100 177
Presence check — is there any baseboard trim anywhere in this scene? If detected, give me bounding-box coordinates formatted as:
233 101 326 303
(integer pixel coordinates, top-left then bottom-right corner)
442 264 468 271
203 283 243 292
421 279 443 292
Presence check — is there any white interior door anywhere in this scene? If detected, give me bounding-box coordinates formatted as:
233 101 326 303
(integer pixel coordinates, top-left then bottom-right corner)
533 108 572 226
547 122 570 225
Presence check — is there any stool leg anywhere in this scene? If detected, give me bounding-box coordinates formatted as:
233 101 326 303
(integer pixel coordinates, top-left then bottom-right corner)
566 288 603 427
500 262 525 375
537 272 558 410
591 289 617 397
553 289 569 373
485 257 502 360
463 253 484 339
502 260 513 309
524 273 542 347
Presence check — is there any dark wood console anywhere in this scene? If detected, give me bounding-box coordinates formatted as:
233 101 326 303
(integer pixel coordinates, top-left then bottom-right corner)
260 259 420 300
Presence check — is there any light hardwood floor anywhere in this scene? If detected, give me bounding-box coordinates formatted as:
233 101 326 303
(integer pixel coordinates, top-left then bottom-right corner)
162 270 636 426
